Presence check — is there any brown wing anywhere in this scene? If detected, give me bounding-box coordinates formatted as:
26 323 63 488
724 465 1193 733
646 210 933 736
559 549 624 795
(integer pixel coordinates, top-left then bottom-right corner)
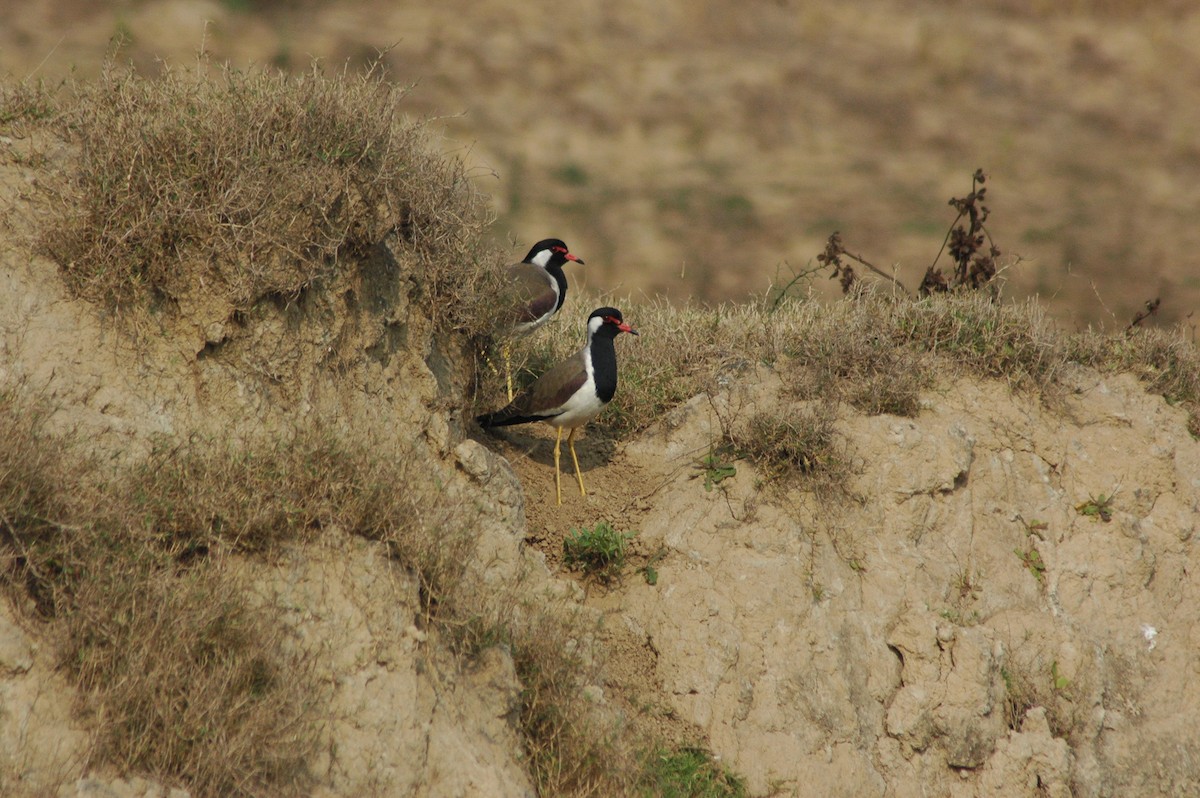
506 262 557 324
512 349 588 417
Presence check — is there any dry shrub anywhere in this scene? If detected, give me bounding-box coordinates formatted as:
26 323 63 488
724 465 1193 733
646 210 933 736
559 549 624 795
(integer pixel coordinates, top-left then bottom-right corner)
64 559 319 797
31 59 504 337
508 614 642 797
0 391 87 616
727 402 850 493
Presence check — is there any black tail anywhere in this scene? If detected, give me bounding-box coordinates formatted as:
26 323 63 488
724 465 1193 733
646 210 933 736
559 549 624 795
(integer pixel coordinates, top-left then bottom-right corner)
476 409 546 429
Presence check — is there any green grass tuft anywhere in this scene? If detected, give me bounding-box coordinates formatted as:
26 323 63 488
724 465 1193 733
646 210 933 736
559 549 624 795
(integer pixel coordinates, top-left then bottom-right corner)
640 747 747 798
563 521 636 583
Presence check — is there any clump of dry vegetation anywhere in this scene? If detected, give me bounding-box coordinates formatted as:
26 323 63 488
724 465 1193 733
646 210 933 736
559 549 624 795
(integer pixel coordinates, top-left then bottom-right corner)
499 289 1200 486
815 169 1002 300
728 403 849 489
443 598 650 796
65 561 319 795
17 58 509 338
508 615 642 795
0 78 58 131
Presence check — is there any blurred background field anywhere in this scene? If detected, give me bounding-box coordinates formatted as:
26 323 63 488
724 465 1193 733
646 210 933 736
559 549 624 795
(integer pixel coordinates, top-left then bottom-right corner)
4 0 1197 328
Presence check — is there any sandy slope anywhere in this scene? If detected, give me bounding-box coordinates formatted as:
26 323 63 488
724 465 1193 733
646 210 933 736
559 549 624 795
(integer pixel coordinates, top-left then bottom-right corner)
3 94 1200 798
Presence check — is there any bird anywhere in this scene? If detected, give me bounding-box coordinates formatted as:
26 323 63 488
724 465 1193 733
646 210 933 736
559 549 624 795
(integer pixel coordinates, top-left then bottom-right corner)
499 238 585 400
477 307 638 505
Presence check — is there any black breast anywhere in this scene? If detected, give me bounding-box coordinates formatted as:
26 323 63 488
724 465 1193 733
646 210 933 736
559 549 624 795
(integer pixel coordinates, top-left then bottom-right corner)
590 335 618 403
547 265 569 314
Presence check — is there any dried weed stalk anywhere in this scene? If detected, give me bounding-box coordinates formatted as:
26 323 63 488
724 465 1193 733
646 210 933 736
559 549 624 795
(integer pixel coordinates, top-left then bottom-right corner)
920 169 1001 296
815 168 1002 299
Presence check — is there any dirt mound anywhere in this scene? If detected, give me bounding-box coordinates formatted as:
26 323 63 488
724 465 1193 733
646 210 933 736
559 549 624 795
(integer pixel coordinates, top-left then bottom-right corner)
4 70 1200 796
1 119 542 796
500 361 1200 795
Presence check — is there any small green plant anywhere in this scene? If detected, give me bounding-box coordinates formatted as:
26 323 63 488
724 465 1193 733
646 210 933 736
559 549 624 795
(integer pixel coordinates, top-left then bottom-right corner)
640 746 747 798
942 567 982 625
1051 660 1070 692
1075 493 1114 522
1015 546 1046 583
563 522 636 583
697 447 737 492
939 606 982 626
953 568 982 602
1000 666 1034 730
638 547 668 586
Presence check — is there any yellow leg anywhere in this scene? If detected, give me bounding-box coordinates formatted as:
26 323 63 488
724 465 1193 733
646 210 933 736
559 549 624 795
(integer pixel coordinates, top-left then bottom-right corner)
483 348 500 379
502 342 514 401
567 428 586 496
553 427 564 506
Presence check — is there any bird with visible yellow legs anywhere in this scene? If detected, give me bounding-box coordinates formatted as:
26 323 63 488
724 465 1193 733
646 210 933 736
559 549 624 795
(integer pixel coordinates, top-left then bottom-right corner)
477 307 637 504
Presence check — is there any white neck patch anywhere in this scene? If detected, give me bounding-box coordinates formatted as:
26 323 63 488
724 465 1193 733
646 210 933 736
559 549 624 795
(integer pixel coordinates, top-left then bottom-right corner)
531 248 554 269
586 315 605 339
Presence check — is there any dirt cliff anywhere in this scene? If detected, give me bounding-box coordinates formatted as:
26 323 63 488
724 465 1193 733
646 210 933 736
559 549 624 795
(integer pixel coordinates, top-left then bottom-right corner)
3 80 1199 798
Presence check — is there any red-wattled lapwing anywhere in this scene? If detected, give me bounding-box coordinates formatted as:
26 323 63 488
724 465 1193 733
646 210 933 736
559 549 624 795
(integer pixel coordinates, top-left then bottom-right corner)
500 238 584 400
478 307 638 505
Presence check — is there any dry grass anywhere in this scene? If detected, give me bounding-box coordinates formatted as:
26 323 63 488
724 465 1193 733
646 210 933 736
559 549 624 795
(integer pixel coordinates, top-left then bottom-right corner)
999 649 1089 742
728 403 850 492
444 598 645 797
494 290 1200 486
64 560 320 796
124 430 443 555
3 383 671 797
0 78 59 132
0 392 474 797
1068 327 1200 437
509 615 642 796
23 59 508 339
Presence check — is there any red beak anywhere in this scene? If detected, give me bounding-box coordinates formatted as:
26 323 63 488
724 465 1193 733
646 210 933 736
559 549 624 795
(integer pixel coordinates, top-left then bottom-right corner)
566 253 585 265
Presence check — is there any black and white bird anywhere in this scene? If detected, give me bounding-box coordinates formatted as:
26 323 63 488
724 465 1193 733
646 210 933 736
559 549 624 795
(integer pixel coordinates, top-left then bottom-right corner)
477 307 638 505
499 238 585 400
